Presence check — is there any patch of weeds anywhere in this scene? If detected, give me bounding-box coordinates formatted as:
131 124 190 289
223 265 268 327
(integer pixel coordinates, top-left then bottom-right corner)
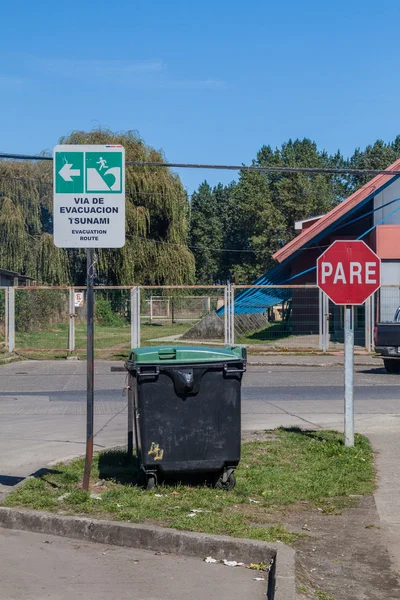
297 583 308 593
315 590 337 600
3 429 375 546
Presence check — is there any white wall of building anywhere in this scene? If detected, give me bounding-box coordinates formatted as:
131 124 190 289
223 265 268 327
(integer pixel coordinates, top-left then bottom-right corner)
380 261 400 321
374 178 400 225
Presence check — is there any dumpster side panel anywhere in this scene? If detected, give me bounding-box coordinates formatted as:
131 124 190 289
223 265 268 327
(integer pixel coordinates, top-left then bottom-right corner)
137 367 242 474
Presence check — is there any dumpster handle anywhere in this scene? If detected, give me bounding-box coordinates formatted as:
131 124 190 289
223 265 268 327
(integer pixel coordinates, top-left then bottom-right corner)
223 364 246 374
137 366 160 379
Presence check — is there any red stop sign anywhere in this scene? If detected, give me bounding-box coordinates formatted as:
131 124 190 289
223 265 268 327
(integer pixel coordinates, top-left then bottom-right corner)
317 240 381 305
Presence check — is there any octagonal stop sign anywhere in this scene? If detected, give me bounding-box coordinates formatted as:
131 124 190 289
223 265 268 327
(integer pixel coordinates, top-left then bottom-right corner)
317 240 381 305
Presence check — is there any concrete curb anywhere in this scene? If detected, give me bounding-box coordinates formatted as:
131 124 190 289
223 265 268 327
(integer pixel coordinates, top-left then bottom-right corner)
0 355 21 365
0 507 295 600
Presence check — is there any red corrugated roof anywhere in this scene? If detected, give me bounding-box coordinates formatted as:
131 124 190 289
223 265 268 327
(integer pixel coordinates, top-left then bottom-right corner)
273 157 400 263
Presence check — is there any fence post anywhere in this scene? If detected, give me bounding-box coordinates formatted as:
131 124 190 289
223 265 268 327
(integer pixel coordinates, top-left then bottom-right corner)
4 287 8 350
131 286 141 348
225 284 230 345
230 284 235 345
205 296 211 313
150 296 153 322
68 287 75 352
137 287 141 347
8 287 15 353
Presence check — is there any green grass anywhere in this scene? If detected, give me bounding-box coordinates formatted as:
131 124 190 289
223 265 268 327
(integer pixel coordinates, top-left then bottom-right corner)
14 321 194 360
4 429 375 545
141 322 194 345
236 322 292 345
315 591 337 600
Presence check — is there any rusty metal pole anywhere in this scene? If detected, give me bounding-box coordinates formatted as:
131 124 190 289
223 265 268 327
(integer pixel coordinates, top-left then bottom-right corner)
83 248 95 491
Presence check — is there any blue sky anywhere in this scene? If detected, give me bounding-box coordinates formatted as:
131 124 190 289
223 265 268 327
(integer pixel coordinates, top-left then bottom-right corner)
2 0 400 193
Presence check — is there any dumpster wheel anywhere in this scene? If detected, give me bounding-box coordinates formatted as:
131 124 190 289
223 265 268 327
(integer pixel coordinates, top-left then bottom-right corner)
215 470 236 491
146 473 157 490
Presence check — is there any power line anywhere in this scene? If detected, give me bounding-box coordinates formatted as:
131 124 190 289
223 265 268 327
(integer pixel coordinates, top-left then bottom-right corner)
1 151 400 176
126 162 400 177
0 153 52 161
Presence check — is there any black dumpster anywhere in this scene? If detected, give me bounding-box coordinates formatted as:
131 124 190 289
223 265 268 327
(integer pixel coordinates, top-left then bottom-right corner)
125 345 246 490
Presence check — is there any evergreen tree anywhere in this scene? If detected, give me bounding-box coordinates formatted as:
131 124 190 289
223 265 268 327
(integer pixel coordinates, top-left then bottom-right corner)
189 182 223 283
349 137 400 189
227 170 285 282
214 181 237 281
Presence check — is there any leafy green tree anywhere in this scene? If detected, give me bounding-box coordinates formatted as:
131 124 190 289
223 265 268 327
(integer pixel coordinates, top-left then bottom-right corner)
190 138 349 283
0 128 195 285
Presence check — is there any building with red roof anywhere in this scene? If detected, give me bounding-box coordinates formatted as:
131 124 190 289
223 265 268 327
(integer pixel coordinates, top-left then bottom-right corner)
232 159 400 348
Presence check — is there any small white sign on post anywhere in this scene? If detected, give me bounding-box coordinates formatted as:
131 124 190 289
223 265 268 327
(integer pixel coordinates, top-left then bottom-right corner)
53 145 125 248
74 292 84 308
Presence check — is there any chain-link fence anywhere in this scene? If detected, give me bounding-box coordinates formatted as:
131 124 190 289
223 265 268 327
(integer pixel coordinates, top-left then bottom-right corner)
233 286 321 350
2 284 397 358
140 287 225 349
15 288 70 355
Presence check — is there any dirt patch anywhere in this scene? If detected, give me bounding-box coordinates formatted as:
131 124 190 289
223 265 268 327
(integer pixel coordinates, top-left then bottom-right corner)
285 495 400 600
241 430 279 443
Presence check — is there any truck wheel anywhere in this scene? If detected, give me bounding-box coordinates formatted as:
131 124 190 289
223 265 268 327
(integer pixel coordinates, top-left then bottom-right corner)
384 359 400 374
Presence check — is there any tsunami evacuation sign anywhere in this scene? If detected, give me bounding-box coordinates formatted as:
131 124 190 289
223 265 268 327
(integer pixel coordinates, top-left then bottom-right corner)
53 145 125 248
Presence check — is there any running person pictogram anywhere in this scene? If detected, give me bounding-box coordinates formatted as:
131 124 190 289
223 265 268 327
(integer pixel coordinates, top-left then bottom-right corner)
97 156 108 171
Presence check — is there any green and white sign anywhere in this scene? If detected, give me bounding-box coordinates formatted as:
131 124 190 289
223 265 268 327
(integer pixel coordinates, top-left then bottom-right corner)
53 145 125 248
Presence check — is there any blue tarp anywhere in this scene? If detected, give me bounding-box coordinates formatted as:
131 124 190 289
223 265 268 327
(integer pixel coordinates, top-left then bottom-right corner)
218 263 292 316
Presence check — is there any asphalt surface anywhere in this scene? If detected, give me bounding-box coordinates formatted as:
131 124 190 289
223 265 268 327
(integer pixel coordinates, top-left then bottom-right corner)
0 528 266 600
1 358 400 596
0 359 399 490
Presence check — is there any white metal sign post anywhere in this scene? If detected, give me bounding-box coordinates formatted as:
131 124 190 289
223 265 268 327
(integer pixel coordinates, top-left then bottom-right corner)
53 145 125 490
317 241 381 447
344 306 354 446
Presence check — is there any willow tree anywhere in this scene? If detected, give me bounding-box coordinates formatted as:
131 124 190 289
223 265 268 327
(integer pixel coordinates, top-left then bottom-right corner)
0 197 31 273
0 128 195 285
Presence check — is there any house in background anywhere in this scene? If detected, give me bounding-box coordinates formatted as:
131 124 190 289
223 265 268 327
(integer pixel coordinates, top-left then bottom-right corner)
233 158 400 347
0 268 34 286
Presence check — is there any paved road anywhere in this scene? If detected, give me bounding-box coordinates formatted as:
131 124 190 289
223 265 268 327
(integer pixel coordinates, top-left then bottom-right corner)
243 363 400 431
1 358 400 595
1 359 399 491
0 528 265 600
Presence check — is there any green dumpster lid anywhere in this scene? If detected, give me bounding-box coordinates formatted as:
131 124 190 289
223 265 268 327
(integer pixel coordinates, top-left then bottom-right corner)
128 345 246 364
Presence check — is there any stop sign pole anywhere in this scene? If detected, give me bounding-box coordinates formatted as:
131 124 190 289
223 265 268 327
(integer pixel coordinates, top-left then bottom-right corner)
344 306 354 447
317 241 381 447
